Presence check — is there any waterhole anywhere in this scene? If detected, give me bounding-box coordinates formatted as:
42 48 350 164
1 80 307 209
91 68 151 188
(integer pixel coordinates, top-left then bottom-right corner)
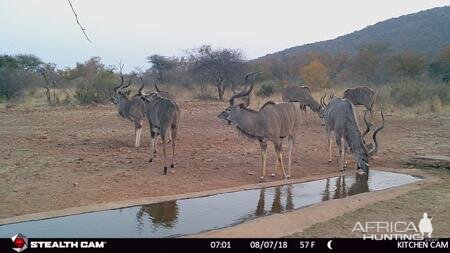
0 170 421 238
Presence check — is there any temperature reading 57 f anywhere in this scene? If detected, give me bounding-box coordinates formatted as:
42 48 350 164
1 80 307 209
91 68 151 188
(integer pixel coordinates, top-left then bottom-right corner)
299 241 315 248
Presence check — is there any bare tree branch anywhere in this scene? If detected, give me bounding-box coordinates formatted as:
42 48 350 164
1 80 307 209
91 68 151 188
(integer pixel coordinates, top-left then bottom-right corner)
67 0 91 42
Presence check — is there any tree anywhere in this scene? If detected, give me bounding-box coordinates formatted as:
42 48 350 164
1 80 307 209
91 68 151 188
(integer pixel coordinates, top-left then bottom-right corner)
38 63 58 105
430 45 450 82
146 55 178 83
300 59 330 90
352 43 390 84
69 57 116 104
390 51 426 79
189 45 245 100
0 54 42 100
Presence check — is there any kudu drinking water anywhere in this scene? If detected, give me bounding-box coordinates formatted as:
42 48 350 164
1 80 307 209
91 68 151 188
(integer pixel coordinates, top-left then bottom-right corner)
112 74 146 148
343 86 376 111
281 85 324 118
140 90 180 175
322 96 384 174
218 96 302 181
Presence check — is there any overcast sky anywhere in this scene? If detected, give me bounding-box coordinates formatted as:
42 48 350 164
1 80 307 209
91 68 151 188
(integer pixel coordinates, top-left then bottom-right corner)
1 0 449 71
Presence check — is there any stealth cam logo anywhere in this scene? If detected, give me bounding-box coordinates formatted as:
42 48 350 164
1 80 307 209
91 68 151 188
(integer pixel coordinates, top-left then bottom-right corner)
11 233 28 252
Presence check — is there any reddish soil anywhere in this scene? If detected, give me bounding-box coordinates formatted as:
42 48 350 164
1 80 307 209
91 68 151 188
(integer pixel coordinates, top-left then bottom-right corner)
1 101 449 218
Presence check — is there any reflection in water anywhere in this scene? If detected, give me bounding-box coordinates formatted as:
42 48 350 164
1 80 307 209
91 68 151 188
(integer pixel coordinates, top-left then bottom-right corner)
321 174 370 200
255 185 294 215
0 170 420 238
348 173 369 195
136 201 179 231
255 189 265 216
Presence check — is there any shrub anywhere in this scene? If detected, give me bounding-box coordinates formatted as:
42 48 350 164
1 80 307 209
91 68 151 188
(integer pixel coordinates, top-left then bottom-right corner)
256 81 282 97
193 93 217 101
389 82 450 107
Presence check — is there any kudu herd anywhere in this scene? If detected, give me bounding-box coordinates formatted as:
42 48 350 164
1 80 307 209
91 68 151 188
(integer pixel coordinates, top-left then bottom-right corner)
112 70 385 181
113 74 179 175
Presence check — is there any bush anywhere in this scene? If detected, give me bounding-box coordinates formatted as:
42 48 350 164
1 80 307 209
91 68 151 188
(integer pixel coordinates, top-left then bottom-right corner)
389 82 450 106
74 74 116 104
256 81 282 97
193 93 217 101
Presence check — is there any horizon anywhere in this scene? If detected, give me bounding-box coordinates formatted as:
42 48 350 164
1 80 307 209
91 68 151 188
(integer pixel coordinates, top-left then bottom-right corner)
1 0 449 71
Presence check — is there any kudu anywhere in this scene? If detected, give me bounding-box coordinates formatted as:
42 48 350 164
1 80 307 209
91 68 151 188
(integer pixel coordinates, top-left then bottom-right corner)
140 91 180 175
281 85 324 118
218 101 302 181
142 77 176 150
322 96 384 174
343 86 376 111
112 74 146 148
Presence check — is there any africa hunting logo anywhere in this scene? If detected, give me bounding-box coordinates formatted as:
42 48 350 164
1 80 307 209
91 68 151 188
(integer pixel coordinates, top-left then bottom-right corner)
352 212 434 240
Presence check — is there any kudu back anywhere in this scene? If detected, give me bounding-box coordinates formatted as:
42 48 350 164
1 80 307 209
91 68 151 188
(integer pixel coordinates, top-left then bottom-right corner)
281 85 324 118
112 75 146 148
343 86 376 111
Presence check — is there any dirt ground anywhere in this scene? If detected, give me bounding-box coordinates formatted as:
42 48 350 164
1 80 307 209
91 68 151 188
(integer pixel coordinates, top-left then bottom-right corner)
1 100 449 219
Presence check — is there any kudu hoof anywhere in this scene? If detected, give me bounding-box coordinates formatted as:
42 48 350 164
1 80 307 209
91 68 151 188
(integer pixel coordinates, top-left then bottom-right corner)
149 158 153 163
259 177 265 182
286 175 291 180
271 173 276 177
170 164 174 168
163 166 168 175
153 150 157 154
328 160 332 163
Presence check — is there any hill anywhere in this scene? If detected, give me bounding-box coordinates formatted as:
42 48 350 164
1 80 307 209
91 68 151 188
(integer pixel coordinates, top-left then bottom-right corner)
259 6 450 61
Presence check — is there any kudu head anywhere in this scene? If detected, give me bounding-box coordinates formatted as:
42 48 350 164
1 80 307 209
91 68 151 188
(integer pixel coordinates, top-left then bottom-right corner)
112 74 132 104
218 72 256 122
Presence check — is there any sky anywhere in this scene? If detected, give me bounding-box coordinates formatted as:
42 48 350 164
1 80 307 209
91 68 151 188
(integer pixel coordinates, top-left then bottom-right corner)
1 0 449 71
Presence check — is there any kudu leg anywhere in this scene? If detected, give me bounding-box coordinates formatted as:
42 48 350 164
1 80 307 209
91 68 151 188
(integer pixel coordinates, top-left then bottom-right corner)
287 137 294 179
275 141 288 180
343 145 348 168
170 127 177 168
134 121 143 148
149 128 159 163
259 141 267 181
337 136 345 171
162 135 168 175
328 134 332 163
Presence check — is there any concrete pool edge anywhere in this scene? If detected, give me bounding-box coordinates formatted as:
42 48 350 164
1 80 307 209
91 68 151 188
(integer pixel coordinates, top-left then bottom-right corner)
0 167 432 226
188 167 439 238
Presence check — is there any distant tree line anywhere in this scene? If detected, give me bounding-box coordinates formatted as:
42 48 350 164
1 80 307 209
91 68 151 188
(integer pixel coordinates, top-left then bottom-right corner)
0 43 449 104
257 43 450 90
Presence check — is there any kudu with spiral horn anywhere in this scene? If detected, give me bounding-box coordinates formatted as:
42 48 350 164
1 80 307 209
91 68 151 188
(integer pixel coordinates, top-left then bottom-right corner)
112 73 146 148
322 96 384 174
